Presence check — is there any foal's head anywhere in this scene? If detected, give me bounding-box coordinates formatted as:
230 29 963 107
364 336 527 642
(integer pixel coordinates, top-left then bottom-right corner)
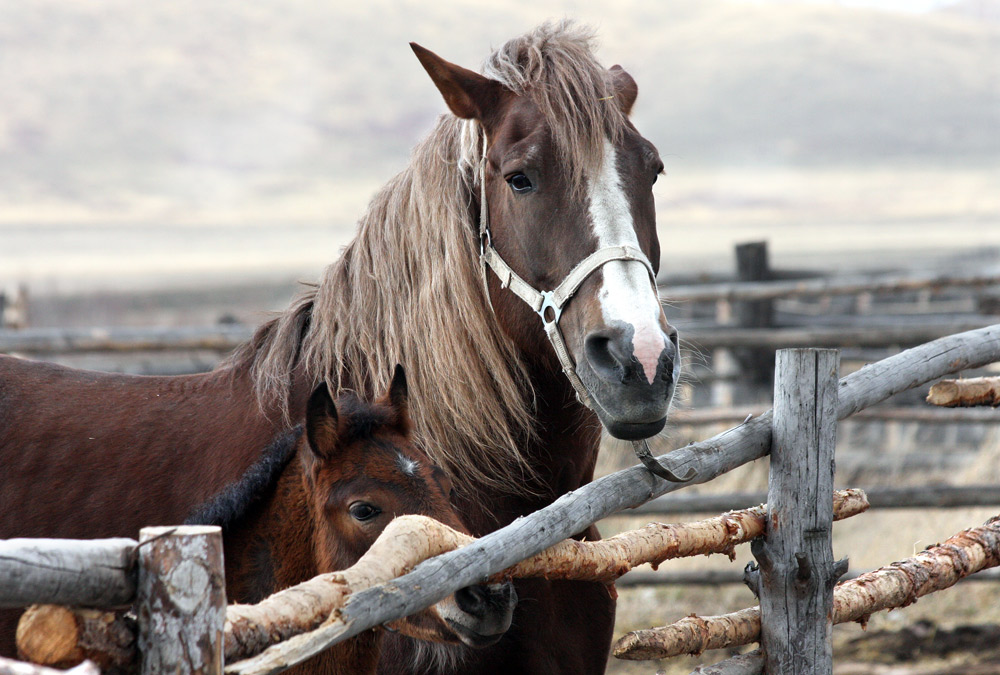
302 366 516 648
412 25 678 440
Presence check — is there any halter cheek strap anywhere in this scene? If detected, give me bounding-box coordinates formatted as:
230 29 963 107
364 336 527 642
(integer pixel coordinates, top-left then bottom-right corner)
477 153 654 410
475 138 695 483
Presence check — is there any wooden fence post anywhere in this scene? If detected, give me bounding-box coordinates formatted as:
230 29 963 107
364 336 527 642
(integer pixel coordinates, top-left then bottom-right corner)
755 348 840 673
733 242 775 394
137 526 225 675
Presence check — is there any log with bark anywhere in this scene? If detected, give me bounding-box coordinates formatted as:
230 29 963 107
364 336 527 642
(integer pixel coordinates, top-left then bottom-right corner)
613 515 1000 660
15 606 134 674
16 491 868 672
222 489 867 673
927 376 1000 407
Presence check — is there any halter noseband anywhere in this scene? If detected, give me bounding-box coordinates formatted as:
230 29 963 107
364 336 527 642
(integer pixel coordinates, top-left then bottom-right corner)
475 135 695 483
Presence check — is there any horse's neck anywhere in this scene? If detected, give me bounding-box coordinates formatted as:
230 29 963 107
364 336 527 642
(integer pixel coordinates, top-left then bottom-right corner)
222 459 316 603
461 366 603 536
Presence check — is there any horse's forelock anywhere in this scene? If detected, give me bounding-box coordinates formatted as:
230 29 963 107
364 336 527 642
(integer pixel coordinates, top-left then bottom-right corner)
482 20 628 190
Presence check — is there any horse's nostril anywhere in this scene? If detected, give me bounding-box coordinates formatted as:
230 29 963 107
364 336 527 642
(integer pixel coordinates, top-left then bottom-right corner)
455 584 489 619
585 330 629 383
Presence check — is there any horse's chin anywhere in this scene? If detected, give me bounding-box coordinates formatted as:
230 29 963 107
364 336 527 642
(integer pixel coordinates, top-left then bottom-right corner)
602 415 667 441
445 619 507 649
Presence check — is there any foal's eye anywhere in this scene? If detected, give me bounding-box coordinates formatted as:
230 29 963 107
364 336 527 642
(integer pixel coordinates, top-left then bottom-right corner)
348 502 381 522
506 173 533 194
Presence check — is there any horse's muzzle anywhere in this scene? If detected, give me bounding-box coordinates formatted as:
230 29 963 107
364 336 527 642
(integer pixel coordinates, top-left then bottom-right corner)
578 322 679 440
447 581 517 648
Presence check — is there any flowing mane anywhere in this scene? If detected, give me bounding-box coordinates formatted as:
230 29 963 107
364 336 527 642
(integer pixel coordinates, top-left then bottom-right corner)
225 22 629 495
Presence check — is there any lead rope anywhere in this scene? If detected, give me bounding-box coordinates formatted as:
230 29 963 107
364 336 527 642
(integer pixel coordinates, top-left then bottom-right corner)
476 134 694 483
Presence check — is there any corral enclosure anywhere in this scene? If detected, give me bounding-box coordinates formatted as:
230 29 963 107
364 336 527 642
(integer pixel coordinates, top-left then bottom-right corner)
2 1 1000 673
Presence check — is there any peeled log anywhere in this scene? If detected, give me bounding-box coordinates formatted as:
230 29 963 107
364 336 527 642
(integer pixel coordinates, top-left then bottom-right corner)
0 656 99 675
225 490 867 667
927 377 1000 407
614 515 1000 660
502 489 867 583
16 606 134 673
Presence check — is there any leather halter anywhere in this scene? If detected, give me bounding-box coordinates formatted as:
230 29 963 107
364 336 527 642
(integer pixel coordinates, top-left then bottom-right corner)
475 136 695 483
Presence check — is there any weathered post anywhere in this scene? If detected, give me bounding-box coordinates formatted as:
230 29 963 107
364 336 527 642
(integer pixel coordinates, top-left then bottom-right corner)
754 348 841 673
732 241 775 398
136 526 225 675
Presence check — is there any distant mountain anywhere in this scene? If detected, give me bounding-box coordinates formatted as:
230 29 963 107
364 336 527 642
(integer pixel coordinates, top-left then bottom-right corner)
0 1 997 220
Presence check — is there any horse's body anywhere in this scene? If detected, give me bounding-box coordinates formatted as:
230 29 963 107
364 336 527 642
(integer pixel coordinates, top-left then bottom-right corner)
1 22 675 673
188 371 516 674
0 358 305 655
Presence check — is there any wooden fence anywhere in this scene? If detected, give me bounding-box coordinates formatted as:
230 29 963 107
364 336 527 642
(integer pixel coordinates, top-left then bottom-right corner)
5 324 998 674
2 527 225 674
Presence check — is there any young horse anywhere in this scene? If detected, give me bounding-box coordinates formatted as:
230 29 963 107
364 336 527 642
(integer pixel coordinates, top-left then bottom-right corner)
0 22 677 673
187 368 516 674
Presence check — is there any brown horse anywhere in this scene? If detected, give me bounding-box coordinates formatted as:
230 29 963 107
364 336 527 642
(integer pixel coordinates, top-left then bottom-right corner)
0 22 676 673
186 368 516 674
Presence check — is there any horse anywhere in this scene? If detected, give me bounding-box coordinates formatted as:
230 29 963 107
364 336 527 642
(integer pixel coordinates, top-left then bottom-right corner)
0 22 677 673
186 367 516 674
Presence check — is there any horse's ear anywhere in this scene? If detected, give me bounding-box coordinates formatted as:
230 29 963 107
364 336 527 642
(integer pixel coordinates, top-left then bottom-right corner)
305 383 340 460
609 65 638 116
410 42 509 123
388 364 408 410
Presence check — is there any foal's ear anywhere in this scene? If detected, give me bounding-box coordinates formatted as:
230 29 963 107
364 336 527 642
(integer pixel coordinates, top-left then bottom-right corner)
608 65 638 116
305 383 340 460
411 42 509 124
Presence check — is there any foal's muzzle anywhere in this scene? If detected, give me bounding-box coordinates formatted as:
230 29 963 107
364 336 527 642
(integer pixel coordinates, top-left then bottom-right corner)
446 581 517 648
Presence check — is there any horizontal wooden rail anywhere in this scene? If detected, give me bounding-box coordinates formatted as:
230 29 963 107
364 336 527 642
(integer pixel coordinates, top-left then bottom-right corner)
669 405 1000 425
4 320 995 357
682 321 995 350
628 485 1000 517
660 270 1000 303
614 566 1000 588
0 326 252 355
0 538 137 608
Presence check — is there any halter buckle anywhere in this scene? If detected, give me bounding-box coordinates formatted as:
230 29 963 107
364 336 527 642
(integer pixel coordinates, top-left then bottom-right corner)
537 291 562 326
480 229 492 257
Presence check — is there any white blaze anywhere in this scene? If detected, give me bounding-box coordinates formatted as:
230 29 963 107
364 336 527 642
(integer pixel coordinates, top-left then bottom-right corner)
588 140 667 385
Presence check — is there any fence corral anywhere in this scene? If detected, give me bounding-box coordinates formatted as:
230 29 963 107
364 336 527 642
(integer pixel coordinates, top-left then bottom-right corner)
2 258 999 672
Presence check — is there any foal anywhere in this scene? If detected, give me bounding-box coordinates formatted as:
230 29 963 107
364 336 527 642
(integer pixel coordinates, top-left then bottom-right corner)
188 366 515 674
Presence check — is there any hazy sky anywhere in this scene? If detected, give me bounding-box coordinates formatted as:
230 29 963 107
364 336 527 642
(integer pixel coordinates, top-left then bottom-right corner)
736 0 955 11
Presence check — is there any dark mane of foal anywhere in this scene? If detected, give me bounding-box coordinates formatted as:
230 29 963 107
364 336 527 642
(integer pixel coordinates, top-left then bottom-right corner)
185 427 302 530
222 21 626 498
185 398 406 530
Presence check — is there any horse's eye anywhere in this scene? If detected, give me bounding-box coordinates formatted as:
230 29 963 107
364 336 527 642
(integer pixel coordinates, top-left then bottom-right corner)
507 173 533 194
349 502 381 522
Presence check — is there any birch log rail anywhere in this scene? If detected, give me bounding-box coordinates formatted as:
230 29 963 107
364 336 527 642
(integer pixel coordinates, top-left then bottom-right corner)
15 491 870 671
224 324 1000 675
927 376 1000 407
223 490 867 661
612 515 1000 660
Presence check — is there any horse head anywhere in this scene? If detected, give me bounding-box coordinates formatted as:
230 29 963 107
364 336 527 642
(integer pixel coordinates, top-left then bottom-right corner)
301 366 516 649
412 35 677 441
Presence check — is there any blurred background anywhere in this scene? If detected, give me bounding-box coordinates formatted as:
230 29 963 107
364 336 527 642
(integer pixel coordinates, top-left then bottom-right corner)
2 1 999 672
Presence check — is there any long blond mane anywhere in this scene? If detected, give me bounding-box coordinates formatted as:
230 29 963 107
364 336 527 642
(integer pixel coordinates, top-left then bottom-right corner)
227 22 629 495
